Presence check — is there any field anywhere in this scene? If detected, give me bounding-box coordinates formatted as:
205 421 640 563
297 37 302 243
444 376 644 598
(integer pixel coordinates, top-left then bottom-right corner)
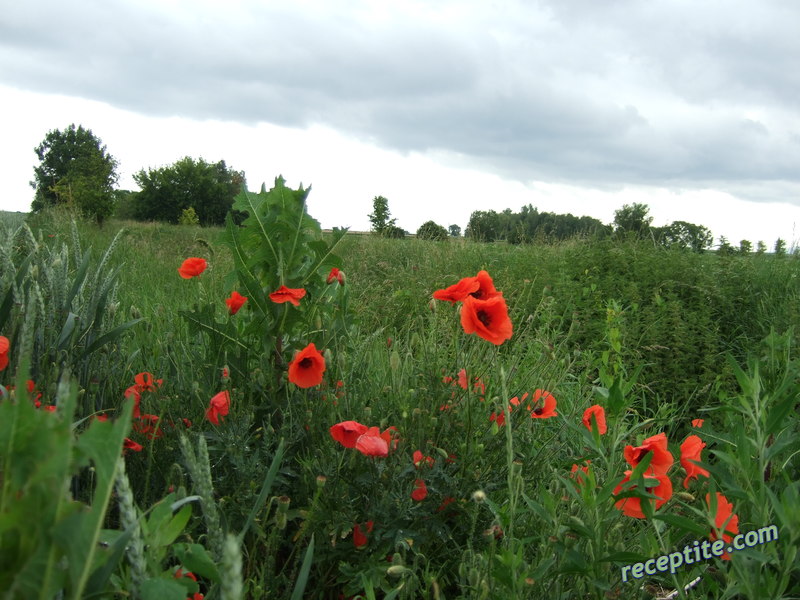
1 192 799 600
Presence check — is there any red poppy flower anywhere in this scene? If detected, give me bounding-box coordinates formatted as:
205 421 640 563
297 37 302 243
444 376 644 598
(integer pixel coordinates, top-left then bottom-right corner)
174 568 197 582
529 389 557 419
355 426 392 457
133 414 163 439
432 277 480 304
206 390 231 425
330 420 369 448
225 290 248 315
570 461 592 488
327 268 345 285
582 405 607 435
124 438 143 453
26 379 43 405
178 257 207 279
470 270 501 300
613 470 673 519
623 432 674 476
457 368 469 390
269 285 306 307
437 496 456 512
411 479 428 501
134 372 162 392
0 335 9 371
124 385 142 418
42 405 57 412
680 434 710 489
692 418 704 428
460 295 513 345
707 492 739 560
490 410 507 426
353 520 374 548
288 343 326 388
413 450 434 468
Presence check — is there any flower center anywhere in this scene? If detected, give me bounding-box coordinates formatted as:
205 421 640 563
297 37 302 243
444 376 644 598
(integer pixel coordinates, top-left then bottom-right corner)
299 357 313 368
477 310 492 327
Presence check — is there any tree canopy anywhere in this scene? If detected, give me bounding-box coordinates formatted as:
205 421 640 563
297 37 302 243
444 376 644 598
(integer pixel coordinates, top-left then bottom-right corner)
132 157 244 225
31 124 119 223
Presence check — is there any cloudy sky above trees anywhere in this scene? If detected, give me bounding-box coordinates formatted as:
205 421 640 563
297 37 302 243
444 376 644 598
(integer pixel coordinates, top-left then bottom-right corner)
2 0 799 245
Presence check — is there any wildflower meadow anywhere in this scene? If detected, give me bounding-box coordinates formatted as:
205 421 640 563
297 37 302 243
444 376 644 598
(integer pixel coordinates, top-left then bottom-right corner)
0 179 799 600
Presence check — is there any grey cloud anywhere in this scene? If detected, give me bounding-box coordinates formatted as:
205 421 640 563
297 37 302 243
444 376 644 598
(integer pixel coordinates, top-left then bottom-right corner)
1 0 798 205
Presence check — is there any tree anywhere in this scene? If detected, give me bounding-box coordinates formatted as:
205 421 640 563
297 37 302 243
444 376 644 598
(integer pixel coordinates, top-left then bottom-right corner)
416 220 448 241
661 221 714 252
613 203 653 238
717 236 735 255
368 196 397 236
774 238 786 256
738 240 752 254
448 224 461 237
756 241 767 255
133 157 244 225
31 124 119 223
465 210 501 241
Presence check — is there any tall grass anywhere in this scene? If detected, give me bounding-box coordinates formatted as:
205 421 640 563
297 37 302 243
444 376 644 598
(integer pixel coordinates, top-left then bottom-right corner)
3 209 798 599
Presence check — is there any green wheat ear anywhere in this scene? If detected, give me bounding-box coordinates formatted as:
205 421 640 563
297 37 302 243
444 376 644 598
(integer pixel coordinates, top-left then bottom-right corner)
115 457 147 595
220 533 243 600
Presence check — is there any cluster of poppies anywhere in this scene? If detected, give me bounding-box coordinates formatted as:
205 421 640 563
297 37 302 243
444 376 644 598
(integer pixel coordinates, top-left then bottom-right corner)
602 421 738 559
432 270 513 345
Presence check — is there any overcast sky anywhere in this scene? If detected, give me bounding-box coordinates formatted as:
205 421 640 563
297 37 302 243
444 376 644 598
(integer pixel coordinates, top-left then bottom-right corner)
2 0 799 246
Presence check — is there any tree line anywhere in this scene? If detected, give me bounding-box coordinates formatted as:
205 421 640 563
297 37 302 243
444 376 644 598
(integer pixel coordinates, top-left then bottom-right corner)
30 124 244 226
27 124 794 255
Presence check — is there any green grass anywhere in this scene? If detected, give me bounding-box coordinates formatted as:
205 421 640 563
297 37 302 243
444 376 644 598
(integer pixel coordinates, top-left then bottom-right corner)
2 209 799 600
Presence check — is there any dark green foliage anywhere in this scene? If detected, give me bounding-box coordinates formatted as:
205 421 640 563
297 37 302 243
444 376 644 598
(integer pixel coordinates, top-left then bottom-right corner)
133 157 244 225
31 124 119 224
466 205 610 242
659 220 714 252
774 238 786 255
111 189 140 220
448 224 461 237
613 202 653 238
717 236 735 255
416 220 448 241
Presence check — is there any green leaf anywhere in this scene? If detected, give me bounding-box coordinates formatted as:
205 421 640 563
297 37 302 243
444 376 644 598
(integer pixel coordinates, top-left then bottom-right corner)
174 544 220 582
289 534 315 600
139 577 188 600
652 514 708 536
83 318 142 355
239 439 285 542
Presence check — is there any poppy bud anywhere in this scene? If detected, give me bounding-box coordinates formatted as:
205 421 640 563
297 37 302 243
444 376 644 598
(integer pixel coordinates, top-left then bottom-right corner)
323 348 333 365
390 350 401 372
412 408 422 417
315 314 323 330
363 406 372 418
387 565 409 578
275 496 290 530
428 298 436 312
468 568 481 588
316 475 327 489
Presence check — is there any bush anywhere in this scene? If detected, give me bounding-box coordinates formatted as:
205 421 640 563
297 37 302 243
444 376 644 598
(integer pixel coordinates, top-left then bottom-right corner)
416 220 448 241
